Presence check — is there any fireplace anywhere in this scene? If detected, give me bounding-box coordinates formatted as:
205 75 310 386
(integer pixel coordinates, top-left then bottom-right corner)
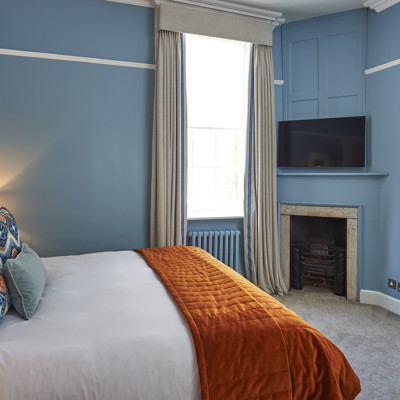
290 216 347 296
280 204 359 301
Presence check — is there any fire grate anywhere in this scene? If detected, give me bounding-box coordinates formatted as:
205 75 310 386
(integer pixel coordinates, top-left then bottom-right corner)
290 242 346 296
301 244 335 276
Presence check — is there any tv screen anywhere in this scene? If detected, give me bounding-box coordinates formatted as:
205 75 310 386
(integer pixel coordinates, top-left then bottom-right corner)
277 116 366 168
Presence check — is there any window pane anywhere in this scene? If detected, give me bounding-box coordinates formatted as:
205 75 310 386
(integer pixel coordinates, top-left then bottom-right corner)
216 130 239 167
186 34 249 219
189 167 216 211
186 35 249 130
216 167 239 209
190 128 215 167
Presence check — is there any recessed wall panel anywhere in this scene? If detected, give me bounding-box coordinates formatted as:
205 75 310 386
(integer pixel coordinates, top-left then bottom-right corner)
282 10 365 121
290 99 319 120
326 95 358 117
326 32 358 91
289 38 319 94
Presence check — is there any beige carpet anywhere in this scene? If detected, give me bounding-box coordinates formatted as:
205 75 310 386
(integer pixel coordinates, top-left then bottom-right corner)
273 287 400 400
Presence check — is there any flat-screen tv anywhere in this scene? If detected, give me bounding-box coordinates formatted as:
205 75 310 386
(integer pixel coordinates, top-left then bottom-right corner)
277 116 366 168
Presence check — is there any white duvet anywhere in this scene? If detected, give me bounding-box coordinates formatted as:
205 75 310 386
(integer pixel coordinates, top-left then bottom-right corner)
0 251 201 400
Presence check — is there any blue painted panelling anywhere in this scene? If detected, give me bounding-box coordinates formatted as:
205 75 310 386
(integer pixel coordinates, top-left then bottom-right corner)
0 0 155 64
290 98 319 119
282 10 366 120
0 0 154 257
326 95 359 117
366 3 400 299
326 32 358 91
276 10 396 298
259 7 398 300
289 38 319 94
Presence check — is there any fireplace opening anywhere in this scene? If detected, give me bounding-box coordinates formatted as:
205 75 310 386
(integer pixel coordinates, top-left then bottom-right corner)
290 216 347 296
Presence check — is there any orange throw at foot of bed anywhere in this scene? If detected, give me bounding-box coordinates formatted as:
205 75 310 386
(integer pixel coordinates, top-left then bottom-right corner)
135 246 361 400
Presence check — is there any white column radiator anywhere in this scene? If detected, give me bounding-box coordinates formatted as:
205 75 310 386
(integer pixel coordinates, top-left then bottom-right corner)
186 230 240 271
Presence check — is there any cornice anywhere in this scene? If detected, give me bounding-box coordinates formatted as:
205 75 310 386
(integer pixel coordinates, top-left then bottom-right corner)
106 0 284 24
105 0 155 9
363 0 400 12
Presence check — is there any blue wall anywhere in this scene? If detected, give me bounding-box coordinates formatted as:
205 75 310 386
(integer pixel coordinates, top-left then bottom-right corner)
2 1 399 300
365 4 400 299
274 7 400 300
273 26 284 123
0 0 155 256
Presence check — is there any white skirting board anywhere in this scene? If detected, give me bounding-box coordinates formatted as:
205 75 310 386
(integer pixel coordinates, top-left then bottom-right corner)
360 289 400 316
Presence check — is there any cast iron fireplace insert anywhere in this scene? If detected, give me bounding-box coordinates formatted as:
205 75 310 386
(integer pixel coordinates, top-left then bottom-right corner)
289 216 347 296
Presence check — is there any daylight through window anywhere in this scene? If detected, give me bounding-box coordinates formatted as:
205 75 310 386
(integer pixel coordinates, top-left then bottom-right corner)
186 34 250 219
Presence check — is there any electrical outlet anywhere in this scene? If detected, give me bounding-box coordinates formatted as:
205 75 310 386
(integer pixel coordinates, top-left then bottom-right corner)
388 278 396 290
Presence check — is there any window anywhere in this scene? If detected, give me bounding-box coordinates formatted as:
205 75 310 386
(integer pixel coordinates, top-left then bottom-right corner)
186 34 250 219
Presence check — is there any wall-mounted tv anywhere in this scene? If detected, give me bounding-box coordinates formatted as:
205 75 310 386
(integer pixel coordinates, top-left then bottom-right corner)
277 116 366 168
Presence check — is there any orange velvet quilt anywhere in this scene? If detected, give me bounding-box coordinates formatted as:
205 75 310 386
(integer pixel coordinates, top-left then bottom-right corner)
135 246 361 400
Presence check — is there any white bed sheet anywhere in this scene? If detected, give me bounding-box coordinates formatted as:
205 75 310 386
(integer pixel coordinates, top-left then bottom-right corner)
0 251 201 400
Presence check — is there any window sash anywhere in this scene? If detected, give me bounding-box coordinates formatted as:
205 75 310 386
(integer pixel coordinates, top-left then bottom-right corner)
186 34 249 219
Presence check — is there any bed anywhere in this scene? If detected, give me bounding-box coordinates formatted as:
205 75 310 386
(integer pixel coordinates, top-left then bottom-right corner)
0 246 361 400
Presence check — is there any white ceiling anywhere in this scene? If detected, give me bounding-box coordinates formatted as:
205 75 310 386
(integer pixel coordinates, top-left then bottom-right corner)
227 0 367 22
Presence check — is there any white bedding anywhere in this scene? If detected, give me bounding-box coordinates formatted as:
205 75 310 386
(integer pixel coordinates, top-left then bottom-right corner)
0 251 201 400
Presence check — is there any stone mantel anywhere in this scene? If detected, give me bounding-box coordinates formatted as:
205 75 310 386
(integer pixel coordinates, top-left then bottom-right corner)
280 204 359 301
281 204 358 219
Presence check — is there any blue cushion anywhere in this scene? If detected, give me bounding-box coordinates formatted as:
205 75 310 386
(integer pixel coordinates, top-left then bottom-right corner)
0 207 22 266
4 243 46 320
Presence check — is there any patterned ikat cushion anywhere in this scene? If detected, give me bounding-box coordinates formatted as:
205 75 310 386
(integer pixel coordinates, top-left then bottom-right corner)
0 207 22 322
0 207 22 266
0 274 11 322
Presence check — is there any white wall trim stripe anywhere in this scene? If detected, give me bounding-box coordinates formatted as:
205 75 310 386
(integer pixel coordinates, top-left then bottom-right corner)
105 0 155 8
365 58 400 75
0 48 156 70
0 48 286 78
360 289 400 316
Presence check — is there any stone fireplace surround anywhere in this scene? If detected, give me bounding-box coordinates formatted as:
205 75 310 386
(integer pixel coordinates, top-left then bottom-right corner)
280 204 358 301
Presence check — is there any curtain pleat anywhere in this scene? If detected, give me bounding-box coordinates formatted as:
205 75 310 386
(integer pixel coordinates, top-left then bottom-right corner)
244 44 287 295
150 30 187 247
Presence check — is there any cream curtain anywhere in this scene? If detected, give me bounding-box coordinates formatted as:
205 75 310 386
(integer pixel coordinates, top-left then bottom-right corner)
244 45 287 295
152 4 274 249
150 30 186 247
